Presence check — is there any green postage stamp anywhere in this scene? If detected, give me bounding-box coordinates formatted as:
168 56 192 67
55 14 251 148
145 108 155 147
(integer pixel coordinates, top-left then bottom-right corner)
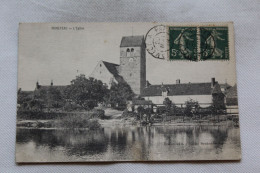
169 27 197 61
199 27 229 60
169 26 229 61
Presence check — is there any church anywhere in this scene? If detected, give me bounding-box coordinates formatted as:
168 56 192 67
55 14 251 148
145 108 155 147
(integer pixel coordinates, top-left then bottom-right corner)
90 35 146 95
89 35 225 107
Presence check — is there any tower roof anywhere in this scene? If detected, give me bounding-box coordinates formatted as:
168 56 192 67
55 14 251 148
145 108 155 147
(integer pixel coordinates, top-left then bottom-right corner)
120 36 145 47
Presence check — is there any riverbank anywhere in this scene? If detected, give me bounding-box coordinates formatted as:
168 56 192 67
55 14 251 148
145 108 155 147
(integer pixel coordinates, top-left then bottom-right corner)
16 108 239 129
17 117 237 129
16 116 101 130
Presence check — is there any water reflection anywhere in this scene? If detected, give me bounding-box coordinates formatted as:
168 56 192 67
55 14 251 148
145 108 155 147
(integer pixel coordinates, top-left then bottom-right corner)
16 125 241 162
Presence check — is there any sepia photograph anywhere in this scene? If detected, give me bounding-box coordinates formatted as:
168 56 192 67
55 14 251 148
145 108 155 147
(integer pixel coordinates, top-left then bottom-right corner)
16 22 241 162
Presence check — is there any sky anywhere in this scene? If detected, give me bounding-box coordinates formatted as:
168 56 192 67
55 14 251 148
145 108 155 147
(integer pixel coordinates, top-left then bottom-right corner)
18 23 237 91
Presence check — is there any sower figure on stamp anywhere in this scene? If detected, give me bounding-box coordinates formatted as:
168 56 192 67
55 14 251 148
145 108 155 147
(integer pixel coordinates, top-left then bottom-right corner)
205 29 225 59
174 29 194 59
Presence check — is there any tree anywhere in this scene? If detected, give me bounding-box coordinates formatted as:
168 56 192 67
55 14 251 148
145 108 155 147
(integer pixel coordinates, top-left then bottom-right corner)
106 81 134 109
184 99 200 118
17 89 33 110
65 74 109 110
48 87 65 108
144 107 153 123
137 106 145 121
163 97 173 116
33 86 65 110
28 99 44 111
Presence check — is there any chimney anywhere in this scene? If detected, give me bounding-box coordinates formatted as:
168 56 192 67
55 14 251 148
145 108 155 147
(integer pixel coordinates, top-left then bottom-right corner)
36 81 40 89
176 79 180 84
211 78 215 88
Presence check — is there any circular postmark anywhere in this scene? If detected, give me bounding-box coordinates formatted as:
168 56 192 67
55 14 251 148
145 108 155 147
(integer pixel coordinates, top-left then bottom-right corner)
145 25 168 60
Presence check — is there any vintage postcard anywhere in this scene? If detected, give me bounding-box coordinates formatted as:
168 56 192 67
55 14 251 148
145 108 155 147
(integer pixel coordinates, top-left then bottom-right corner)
16 22 241 162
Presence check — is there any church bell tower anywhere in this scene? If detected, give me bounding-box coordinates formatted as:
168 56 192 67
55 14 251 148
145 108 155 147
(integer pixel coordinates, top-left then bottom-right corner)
119 36 146 95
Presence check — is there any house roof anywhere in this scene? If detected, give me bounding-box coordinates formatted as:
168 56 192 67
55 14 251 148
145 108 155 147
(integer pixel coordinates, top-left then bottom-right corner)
226 84 238 98
220 83 231 90
142 82 222 97
120 36 145 47
18 90 34 99
212 82 222 94
19 90 34 95
35 85 68 94
132 99 153 105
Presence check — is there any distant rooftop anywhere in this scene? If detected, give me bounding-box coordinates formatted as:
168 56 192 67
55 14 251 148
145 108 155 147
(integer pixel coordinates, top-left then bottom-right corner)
35 85 68 94
142 82 222 97
226 84 238 98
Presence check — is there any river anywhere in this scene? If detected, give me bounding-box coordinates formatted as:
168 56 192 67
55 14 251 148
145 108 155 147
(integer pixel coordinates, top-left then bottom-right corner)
16 125 241 162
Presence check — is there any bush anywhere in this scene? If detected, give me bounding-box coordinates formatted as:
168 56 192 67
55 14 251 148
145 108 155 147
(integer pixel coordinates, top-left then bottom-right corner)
157 106 166 114
17 109 107 120
122 110 137 118
90 109 105 119
87 119 101 130
55 114 101 129
64 103 81 112
17 111 65 120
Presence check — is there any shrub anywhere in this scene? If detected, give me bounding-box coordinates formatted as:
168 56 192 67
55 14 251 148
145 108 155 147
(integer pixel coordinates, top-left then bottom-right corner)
90 109 105 119
122 110 137 118
157 106 166 114
55 114 101 129
87 119 101 130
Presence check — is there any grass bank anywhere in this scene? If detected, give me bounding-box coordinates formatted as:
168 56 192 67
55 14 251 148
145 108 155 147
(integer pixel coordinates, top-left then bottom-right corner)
17 109 105 120
17 111 103 129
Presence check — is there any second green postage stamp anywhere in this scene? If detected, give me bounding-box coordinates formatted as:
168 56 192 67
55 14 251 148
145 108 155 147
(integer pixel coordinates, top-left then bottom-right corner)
199 27 229 60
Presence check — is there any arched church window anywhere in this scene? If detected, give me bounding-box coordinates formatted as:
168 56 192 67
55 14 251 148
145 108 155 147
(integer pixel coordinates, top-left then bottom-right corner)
130 48 134 57
126 48 130 57
100 64 102 67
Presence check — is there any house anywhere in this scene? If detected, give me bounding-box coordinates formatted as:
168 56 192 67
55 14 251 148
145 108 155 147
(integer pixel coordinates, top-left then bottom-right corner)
141 78 225 108
225 84 238 106
220 83 232 94
127 99 153 112
34 81 68 110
